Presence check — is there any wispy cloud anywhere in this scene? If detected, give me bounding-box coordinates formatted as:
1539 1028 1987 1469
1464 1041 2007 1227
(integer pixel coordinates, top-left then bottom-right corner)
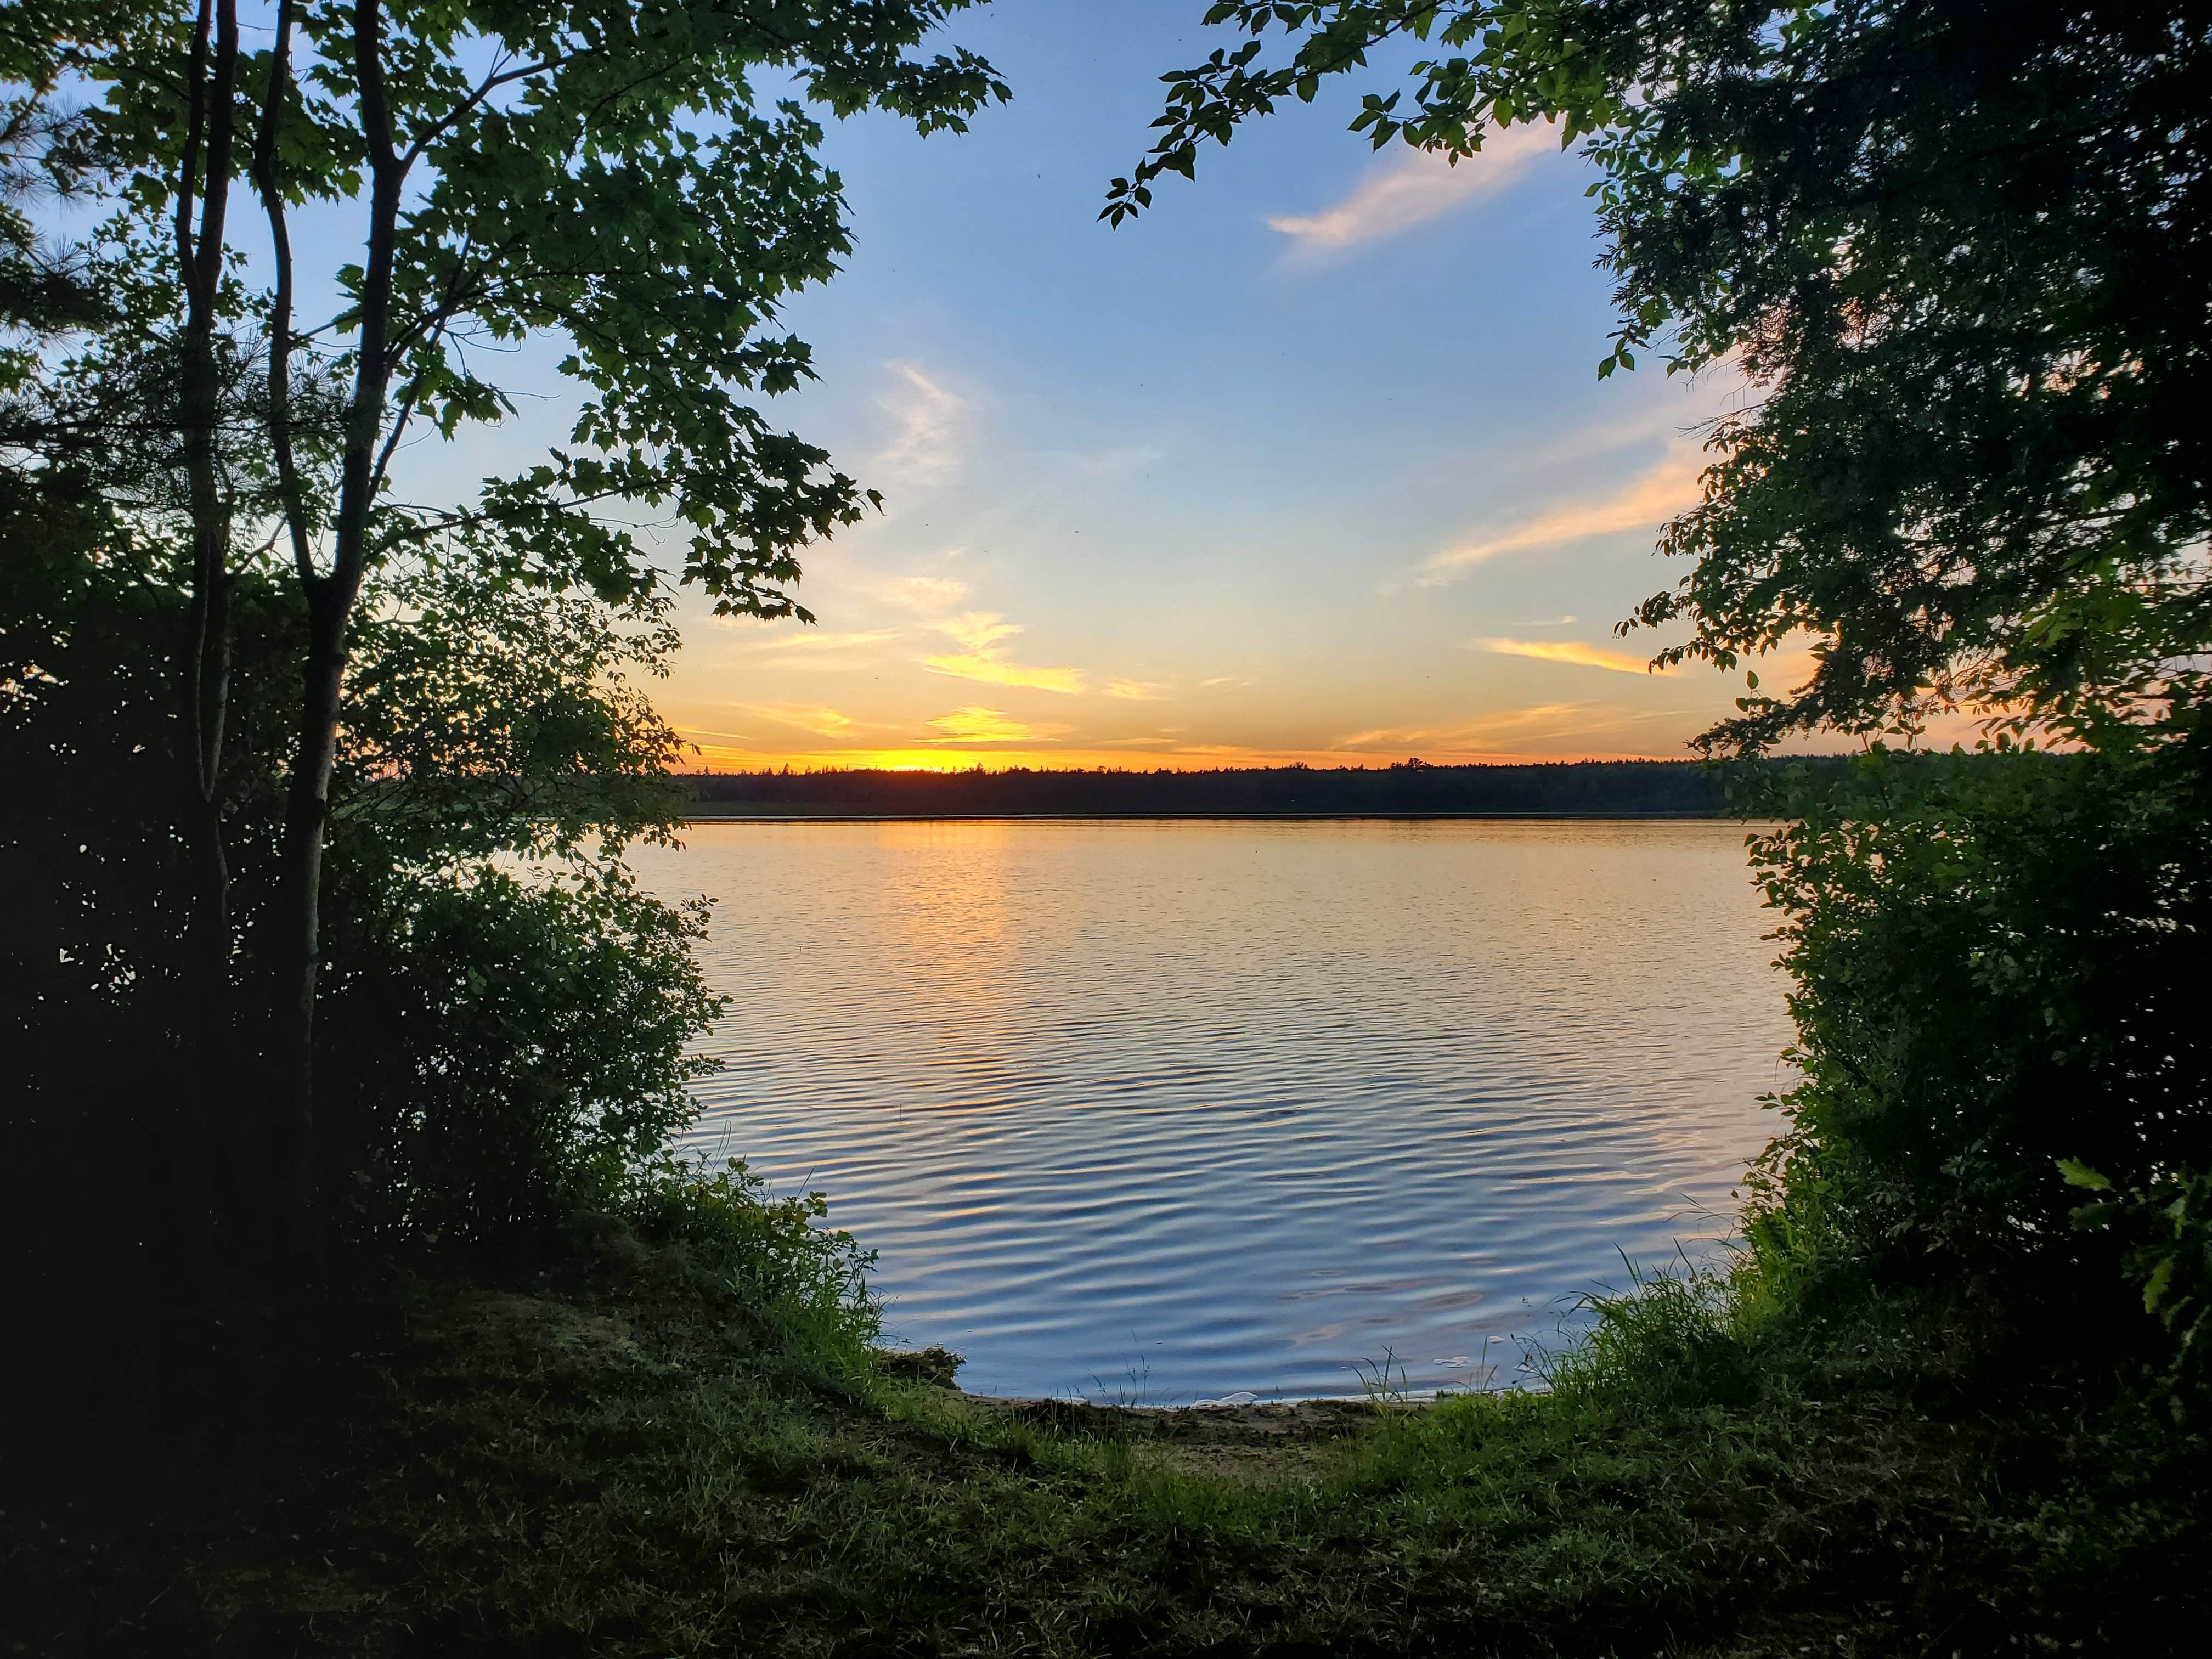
1415 442 1706 586
1490 395 1731 476
1268 122 1564 252
739 703 863 737
924 706 1071 743
938 611 1022 652
1199 675 1248 688
1478 637 1666 676
735 629 901 653
1333 703 1609 752
1104 678 1167 701
1331 728 1418 750
882 574 967 610
926 655 1088 693
923 612 1087 694
1095 728 1188 744
876 361 968 484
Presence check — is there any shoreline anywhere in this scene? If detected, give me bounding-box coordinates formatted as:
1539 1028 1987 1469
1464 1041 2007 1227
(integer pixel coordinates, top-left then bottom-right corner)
680 809 1747 823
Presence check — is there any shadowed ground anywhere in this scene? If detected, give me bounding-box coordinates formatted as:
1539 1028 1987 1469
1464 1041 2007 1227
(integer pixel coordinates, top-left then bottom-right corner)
8 1226 2201 1658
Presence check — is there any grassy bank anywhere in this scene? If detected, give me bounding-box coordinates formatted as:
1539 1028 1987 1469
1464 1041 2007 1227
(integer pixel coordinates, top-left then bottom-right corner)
8 1179 2205 1658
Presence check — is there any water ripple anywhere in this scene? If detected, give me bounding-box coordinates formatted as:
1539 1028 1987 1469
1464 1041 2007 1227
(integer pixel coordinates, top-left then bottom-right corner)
630 819 1792 1402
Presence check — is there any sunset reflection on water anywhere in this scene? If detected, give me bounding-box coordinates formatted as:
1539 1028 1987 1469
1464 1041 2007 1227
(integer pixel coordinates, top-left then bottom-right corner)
630 819 1793 1401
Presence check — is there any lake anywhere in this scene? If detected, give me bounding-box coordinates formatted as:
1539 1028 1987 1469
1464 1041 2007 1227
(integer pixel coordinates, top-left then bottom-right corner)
629 818 1795 1402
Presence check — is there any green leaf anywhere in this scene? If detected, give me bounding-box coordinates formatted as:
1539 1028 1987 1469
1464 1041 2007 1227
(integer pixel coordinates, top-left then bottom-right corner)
2143 1256 2177 1316
2058 1159 2113 1192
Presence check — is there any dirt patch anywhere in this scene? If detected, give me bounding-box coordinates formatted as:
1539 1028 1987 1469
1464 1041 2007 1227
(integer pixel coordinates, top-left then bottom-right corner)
975 1393 1383 1441
956 1393 1386 1482
1129 1398 1381 1443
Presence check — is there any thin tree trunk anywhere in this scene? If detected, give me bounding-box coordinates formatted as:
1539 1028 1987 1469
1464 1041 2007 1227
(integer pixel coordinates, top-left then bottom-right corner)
272 591 347 1269
254 0 313 586
172 0 251 1279
176 0 238 965
249 0 314 1279
269 0 399 1279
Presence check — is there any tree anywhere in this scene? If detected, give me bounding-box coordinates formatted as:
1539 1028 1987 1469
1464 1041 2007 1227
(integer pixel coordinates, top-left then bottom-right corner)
5 0 1005 1276
1115 1 2212 754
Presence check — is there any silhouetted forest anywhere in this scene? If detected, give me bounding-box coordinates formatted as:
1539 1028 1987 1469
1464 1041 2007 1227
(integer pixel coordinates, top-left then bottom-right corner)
683 758 1776 816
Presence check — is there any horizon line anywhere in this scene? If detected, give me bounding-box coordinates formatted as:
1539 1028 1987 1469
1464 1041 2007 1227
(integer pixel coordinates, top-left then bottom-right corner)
669 755 1717 777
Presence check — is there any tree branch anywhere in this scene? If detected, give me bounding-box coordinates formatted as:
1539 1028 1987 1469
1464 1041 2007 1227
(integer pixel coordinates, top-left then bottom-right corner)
399 48 586 170
253 0 315 586
173 0 211 308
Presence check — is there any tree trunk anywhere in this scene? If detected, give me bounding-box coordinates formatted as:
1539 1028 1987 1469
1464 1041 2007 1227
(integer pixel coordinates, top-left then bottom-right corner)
271 588 349 1277
267 0 402 1284
171 0 250 1286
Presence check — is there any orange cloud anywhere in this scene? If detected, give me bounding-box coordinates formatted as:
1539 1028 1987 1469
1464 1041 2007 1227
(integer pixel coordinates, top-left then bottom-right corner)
1418 443 1706 585
1328 700 1690 755
737 703 863 737
884 575 967 610
938 611 1020 651
924 706 1071 744
1479 638 1667 676
924 653 1089 693
733 629 901 652
924 611 1087 693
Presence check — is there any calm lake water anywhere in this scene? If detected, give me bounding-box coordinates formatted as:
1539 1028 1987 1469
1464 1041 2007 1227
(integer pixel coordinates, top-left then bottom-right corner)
629 819 1794 1402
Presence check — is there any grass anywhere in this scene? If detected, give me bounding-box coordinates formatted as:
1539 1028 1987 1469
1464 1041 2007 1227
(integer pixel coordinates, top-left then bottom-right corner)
6 1188 2208 1657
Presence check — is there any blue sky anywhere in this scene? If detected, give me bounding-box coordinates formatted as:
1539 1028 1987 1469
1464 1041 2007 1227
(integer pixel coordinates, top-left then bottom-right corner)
413 1 1783 768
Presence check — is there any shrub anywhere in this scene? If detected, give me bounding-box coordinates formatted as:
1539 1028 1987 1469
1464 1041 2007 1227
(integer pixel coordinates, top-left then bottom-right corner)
1738 741 2212 1356
317 860 724 1249
622 1157 882 1374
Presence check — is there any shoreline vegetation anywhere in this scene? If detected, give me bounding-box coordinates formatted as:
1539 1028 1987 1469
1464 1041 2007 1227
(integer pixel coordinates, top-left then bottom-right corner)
9 1185 2200 1657
0 1190 2182 1658
15 748 2204 1656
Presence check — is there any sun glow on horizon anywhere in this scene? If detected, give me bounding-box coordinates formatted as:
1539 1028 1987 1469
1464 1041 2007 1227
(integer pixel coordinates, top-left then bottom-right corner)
637 41 1797 781
673 736 1693 775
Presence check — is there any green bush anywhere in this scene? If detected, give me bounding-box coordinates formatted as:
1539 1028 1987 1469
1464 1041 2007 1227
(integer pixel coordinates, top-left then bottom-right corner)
2064 1160 2212 1389
1737 742 2212 1355
622 1157 882 1374
317 861 723 1248
3 515 726 1289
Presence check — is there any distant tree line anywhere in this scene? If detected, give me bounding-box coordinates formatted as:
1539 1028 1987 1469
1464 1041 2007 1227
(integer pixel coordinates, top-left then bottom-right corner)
685 758 1782 816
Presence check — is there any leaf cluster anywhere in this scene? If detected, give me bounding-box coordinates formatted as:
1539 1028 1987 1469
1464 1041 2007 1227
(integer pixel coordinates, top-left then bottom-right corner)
17 0 1008 612
2065 1160 2212 1388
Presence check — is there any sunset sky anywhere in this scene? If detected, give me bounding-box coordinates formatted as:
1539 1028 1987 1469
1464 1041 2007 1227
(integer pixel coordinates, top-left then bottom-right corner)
546 2 1786 771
